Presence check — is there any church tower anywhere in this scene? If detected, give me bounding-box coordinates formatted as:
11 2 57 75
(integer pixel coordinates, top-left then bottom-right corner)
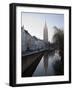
43 21 48 43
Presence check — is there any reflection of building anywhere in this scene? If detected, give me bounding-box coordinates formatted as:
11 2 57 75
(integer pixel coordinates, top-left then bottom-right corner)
43 21 48 43
44 53 48 75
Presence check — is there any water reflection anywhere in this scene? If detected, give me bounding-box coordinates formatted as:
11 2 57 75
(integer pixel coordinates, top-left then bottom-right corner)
33 51 56 76
22 50 64 77
44 53 48 75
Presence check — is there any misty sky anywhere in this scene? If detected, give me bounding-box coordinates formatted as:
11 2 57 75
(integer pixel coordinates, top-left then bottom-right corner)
22 12 64 42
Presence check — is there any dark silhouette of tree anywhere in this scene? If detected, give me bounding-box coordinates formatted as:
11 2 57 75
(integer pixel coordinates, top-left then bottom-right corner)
53 27 64 56
53 27 64 75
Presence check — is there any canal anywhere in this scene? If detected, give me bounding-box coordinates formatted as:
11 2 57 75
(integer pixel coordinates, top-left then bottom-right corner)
22 50 64 77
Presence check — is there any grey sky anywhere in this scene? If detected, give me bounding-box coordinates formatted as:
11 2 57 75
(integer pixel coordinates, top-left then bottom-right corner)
22 12 64 42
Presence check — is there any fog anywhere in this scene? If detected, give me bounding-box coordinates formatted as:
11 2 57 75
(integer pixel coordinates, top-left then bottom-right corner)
22 12 64 42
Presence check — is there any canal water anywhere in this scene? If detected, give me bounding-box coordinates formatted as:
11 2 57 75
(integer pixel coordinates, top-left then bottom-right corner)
22 50 64 77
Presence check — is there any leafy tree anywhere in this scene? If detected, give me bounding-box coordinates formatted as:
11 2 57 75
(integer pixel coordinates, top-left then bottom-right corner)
53 27 64 58
53 27 64 74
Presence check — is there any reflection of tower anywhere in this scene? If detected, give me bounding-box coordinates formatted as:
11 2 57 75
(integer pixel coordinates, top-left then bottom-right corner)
43 21 48 42
44 53 48 75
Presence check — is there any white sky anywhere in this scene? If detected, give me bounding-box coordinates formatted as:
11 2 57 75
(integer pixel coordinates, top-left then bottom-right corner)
22 12 64 42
